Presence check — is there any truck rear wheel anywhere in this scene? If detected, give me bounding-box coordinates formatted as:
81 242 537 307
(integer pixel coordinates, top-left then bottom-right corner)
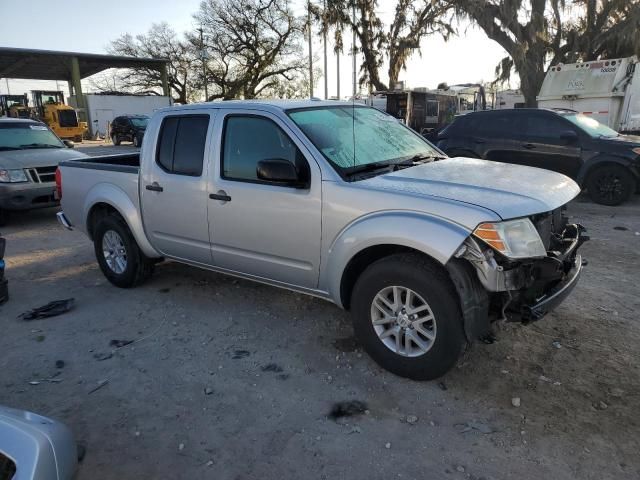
586 164 635 206
351 253 465 380
93 214 154 288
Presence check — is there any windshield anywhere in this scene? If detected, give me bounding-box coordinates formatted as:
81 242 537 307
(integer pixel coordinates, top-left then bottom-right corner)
0 122 64 150
288 106 441 177
130 117 149 128
563 113 619 138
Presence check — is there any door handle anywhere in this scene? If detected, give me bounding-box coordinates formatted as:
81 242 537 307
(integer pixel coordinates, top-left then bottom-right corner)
145 182 163 192
209 191 231 202
522 143 535 149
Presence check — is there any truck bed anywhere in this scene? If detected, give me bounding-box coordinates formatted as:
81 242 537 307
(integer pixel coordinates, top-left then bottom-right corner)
59 153 140 173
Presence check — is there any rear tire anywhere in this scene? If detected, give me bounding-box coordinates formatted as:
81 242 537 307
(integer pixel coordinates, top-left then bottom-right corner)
111 134 121 146
586 164 635 206
93 214 154 288
351 253 465 380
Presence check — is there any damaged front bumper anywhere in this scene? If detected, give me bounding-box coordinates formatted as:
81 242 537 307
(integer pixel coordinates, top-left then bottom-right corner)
454 223 588 329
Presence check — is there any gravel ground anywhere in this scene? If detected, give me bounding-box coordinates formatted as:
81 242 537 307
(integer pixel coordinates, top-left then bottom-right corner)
0 193 638 480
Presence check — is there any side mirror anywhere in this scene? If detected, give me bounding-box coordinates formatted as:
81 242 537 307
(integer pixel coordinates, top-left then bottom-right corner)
62 140 75 148
559 130 578 144
257 158 306 188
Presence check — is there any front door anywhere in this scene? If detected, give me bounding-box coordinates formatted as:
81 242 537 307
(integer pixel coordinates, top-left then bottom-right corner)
140 111 214 265
207 111 322 289
511 112 582 179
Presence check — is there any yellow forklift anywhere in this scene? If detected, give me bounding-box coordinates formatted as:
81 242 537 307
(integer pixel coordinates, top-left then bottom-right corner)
0 94 31 118
30 90 87 141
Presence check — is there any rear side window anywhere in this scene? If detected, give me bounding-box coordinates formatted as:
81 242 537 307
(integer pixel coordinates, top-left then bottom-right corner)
471 113 520 137
156 115 209 176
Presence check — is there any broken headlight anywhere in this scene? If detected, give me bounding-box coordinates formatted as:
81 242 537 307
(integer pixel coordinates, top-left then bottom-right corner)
473 218 547 259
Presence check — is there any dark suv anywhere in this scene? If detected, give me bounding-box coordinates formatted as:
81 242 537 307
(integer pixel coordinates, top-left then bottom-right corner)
436 108 640 205
110 115 149 148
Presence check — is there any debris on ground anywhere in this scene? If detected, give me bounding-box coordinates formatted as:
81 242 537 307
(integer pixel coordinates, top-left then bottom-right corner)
385 442 391 449
261 363 283 372
18 298 75 321
406 415 419 425
88 379 109 394
456 465 465 473
613 226 628 231
110 339 134 348
55 360 65 369
93 352 113 361
204 387 213 395
328 400 368 421
231 350 250 359
332 336 359 353
457 420 494 434
552 341 562 349
438 382 448 391
512 397 521 407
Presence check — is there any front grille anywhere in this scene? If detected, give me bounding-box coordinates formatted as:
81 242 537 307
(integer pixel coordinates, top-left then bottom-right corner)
58 109 78 127
27 166 57 183
531 207 568 251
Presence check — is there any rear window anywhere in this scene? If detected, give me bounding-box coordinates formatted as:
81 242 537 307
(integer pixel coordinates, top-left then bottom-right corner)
156 115 209 176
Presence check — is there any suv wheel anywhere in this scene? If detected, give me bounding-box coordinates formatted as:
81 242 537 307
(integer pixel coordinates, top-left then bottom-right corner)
351 253 465 380
111 133 121 146
93 214 154 288
586 164 635 206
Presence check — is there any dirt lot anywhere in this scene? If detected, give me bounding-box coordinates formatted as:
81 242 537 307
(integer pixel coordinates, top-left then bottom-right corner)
0 188 638 479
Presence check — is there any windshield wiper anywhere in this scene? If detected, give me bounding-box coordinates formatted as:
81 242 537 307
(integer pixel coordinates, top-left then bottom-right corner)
0 146 22 151
343 161 395 179
19 143 63 149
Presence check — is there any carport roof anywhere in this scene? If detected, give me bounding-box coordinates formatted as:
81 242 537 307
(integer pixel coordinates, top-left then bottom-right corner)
0 47 169 81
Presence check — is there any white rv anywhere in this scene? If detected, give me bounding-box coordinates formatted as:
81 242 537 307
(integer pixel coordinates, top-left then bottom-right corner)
495 89 525 109
537 56 640 134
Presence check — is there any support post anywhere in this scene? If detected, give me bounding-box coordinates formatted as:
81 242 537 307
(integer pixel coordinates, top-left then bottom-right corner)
307 0 313 98
160 63 170 98
70 56 84 109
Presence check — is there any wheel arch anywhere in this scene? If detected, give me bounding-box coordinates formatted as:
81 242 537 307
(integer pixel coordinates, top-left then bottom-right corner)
83 184 159 258
577 155 639 186
323 211 471 309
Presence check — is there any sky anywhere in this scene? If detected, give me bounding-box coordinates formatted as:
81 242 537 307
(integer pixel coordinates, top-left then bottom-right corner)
0 0 511 100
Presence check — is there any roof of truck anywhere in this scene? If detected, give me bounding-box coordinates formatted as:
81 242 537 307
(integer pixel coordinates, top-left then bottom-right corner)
159 99 361 114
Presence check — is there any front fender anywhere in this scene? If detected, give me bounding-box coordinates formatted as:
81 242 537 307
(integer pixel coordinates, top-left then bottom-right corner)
321 210 471 307
83 182 159 258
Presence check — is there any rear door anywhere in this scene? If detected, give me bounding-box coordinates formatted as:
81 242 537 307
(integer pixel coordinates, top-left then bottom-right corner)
468 112 515 162
207 110 322 288
140 111 214 265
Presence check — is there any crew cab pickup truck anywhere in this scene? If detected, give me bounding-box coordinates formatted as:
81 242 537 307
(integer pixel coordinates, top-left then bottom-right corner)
56 100 587 380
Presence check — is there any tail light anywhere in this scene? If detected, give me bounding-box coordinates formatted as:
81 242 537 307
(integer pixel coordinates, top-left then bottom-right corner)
55 167 62 200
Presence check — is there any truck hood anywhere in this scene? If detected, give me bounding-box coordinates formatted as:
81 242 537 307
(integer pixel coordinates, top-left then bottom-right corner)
0 148 88 170
359 157 580 220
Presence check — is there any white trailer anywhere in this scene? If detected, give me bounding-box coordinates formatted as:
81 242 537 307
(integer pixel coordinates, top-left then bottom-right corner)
69 94 172 137
537 56 640 134
495 89 525 109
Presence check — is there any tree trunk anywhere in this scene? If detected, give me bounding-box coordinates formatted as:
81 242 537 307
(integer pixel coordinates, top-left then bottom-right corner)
514 55 546 108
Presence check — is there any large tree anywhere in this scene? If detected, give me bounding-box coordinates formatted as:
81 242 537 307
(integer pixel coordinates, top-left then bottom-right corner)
194 0 308 100
316 0 453 91
453 0 640 107
108 23 198 104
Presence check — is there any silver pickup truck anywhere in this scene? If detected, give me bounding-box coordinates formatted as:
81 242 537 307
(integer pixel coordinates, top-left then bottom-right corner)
57 100 587 380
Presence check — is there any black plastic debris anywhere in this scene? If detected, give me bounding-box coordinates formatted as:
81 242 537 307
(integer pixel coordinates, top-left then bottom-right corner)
261 363 283 373
231 350 250 359
328 400 368 421
109 339 133 348
18 298 75 321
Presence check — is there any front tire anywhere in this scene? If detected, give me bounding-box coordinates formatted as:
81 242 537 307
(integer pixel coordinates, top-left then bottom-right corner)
351 253 465 380
111 133 121 146
93 214 154 288
586 164 635 206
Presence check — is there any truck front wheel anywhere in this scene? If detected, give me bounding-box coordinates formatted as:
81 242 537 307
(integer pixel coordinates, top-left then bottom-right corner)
93 214 154 288
351 253 465 380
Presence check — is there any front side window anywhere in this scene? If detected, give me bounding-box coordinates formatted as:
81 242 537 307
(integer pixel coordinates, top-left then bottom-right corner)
525 115 575 139
562 113 618 138
156 115 209 176
288 106 441 176
222 115 307 183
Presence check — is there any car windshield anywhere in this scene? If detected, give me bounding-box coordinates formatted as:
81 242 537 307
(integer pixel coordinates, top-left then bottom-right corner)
288 106 442 178
0 122 64 150
130 117 149 128
562 113 619 138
